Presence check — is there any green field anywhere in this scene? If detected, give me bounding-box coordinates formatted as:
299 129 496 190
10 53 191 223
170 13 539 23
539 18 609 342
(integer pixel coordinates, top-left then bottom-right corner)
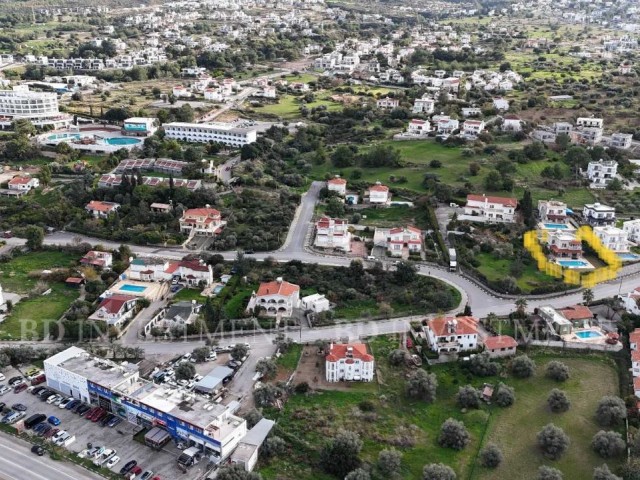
259 94 342 119
260 336 622 480
474 252 563 294
0 251 81 340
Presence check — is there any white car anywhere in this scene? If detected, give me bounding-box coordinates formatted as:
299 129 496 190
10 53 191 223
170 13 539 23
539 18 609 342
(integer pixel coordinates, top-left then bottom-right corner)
106 455 120 469
54 432 70 446
0 385 11 395
59 398 73 409
94 448 116 466
47 394 61 405
51 430 67 443
0 373 5 381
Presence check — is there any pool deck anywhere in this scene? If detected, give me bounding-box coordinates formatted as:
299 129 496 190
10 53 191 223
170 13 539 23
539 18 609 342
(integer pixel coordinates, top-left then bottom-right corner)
561 327 608 345
108 279 167 301
555 259 596 270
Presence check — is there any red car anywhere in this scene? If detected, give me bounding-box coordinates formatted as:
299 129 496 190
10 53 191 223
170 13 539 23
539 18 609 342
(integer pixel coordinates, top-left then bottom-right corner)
92 410 108 423
44 427 59 439
85 407 100 420
14 383 28 394
31 374 46 386
89 408 104 421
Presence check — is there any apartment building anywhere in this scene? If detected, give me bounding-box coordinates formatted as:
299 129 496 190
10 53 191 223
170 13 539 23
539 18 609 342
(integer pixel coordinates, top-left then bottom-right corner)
593 226 629 252
586 159 617 188
163 122 258 147
583 203 616 226
0 87 71 130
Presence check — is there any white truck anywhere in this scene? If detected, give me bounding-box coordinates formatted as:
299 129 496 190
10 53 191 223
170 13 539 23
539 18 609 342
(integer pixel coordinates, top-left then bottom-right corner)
448 248 457 272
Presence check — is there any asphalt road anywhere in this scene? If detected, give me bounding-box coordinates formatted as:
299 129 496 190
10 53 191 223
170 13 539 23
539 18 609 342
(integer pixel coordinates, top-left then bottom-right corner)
0 434 102 480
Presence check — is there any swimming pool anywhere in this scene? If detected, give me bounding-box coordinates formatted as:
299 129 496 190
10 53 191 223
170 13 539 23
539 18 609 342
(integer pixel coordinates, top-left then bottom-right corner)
119 284 147 293
543 223 569 229
105 137 141 146
618 253 640 261
213 285 224 294
557 260 589 268
48 133 81 140
575 330 604 339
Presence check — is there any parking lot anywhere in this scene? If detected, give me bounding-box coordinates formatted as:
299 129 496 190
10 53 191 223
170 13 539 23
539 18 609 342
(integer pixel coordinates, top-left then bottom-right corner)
0 365 211 479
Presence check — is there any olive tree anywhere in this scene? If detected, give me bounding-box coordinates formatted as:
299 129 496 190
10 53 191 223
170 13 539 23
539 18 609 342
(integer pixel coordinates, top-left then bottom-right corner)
261 436 286 459
345 469 370 480
537 423 570 460
596 396 627 427
255 358 277 380
456 385 480 409
593 463 622 480
547 389 571 413
494 383 515 407
319 430 363 478
422 463 456 480
438 418 470 450
174 362 196 381
469 352 499 377
406 369 438 403
216 464 263 480
591 431 626 459
389 349 408 366
537 465 563 480
546 361 569 382
231 343 249 361
511 355 536 378
378 448 402 477
479 442 503 468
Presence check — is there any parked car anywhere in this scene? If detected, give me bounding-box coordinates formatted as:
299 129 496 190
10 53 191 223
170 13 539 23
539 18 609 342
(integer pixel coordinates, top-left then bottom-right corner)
140 470 154 480
0 402 5 411
48 416 61 426
107 416 122 428
65 400 80 410
8 376 23 386
120 460 138 475
129 466 143 478
24 413 46 429
33 423 48 434
58 398 73 409
53 431 70 446
77 404 92 416
12 403 27 412
37 389 53 399
106 455 120 468
38 424 52 437
226 360 240 369
50 430 67 443
92 410 108 423
24 367 40 377
31 386 45 395
0 373 5 381
0 385 10 395
100 414 114 427
43 427 58 439
14 383 28 394
52 396 64 406
84 407 100 419
31 445 45 456
30 374 46 386
46 394 61 405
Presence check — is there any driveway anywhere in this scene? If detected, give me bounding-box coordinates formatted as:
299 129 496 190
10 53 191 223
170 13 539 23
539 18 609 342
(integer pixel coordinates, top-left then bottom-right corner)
279 181 323 254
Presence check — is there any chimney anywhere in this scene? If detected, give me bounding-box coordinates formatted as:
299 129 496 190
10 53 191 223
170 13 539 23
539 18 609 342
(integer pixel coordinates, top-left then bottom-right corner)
205 204 210 209
346 346 353 358
276 277 283 283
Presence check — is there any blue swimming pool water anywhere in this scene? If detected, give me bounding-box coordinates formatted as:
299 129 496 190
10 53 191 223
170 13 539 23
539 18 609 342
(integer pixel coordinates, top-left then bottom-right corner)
119 284 147 293
618 253 640 260
213 285 224 294
105 137 141 146
575 330 603 339
557 260 588 268
543 223 569 229
48 133 81 140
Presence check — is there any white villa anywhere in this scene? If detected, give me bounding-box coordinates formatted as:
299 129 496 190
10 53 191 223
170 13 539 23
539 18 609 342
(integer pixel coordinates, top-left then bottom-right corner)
179 207 226 236
583 203 616 227
327 176 347 196
300 293 331 313
424 316 479 354
463 194 518 223
367 182 390 204
314 216 351 251
538 200 568 223
593 226 629 253
85 201 120 218
407 119 431 136
376 97 399 109
623 219 640 244
462 120 485 137
89 294 138 327
412 95 435 114
246 278 300 317
325 343 374 382
386 226 422 257
586 159 617 188
8 176 39 191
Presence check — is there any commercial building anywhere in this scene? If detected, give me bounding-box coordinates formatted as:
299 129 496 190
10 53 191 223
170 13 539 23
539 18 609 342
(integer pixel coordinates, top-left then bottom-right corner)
163 122 258 147
0 87 71 130
44 347 247 459
325 343 374 382
122 117 157 136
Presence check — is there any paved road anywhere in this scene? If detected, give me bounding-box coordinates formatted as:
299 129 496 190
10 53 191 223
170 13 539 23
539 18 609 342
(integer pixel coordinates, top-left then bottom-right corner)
0 434 101 480
279 181 322 252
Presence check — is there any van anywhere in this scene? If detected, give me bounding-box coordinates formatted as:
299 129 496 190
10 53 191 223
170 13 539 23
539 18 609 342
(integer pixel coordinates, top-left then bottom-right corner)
366 255 376 261
25 413 47 429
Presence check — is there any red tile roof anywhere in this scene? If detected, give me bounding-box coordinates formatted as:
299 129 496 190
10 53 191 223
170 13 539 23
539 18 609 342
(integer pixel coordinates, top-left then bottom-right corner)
256 280 300 297
427 316 479 337
630 328 640 347
634 376 640 391
326 343 374 362
182 208 221 218
483 335 517 350
632 350 640 362
369 184 389 192
65 277 84 284
389 225 421 235
97 294 137 314
466 194 517 208
328 177 347 185
559 305 593 321
8 176 34 185
86 200 119 212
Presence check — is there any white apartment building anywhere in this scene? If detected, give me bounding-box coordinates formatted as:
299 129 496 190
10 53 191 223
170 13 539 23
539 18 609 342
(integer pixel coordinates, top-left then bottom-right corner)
583 203 616 226
325 343 374 382
593 226 629 252
0 87 71 130
464 194 517 223
538 200 567 223
462 120 485 137
610 133 633 149
163 122 258 147
407 119 431 136
424 316 479 354
623 219 640 243
412 95 435 114
586 160 617 188
314 216 351 251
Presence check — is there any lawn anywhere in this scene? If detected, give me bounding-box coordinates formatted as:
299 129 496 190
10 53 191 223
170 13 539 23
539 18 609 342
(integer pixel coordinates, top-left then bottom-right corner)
172 287 206 303
260 336 622 480
357 205 424 228
276 343 303 372
0 251 79 293
474 252 564 294
473 354 621 480
259 94 342 119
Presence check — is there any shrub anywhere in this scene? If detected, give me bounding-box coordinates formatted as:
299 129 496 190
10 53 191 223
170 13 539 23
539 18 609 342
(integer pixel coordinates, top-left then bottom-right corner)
377 448 402 477
422 463 456 480
438 418 470 450
596 396 627 427
546 361 569 382
511 355 536 378
537 423 570 460
389 349 407 366
320 430 363 478
469 352 499 376
537 465 564 480
479 442 503 468
494 382 516 407
591 430 626 459
547 389 571 413
406 370 438 403
593 463 622 480
456 385 480 409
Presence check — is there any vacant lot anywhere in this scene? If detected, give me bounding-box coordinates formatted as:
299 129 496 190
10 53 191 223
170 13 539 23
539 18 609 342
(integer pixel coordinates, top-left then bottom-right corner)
260 336 622 480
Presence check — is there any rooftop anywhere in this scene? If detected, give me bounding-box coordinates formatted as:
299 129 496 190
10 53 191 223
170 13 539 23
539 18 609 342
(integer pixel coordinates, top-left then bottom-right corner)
256 280 300 297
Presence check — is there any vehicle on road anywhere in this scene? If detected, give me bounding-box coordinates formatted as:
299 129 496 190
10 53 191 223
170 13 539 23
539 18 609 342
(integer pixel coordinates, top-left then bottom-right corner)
106 455 120 468
31 445 45 456
48 416 61 426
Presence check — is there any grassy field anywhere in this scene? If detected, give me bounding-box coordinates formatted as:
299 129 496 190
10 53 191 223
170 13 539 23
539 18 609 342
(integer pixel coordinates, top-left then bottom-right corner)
474 252 564 293
172 287 206 303
260 336 622 480
259 94 342 119
276 343 303 372
357 205 424 228
0 251 81 340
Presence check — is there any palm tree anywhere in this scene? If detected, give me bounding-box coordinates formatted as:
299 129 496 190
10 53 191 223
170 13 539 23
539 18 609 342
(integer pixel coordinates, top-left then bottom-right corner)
582 288 594 306
515 298 528 317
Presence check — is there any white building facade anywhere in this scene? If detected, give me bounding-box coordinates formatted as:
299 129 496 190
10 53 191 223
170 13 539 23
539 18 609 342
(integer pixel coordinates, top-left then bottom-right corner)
164 122 257 147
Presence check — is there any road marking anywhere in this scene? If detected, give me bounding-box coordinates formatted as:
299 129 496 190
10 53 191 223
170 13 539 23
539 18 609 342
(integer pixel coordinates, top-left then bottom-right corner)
0 442 96 480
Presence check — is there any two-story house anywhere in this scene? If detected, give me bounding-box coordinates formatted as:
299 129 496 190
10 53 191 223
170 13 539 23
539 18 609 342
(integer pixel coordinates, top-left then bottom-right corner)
246 278 300 317
179 207 226 236
610 133 633 150
630 328 640 378
547 231 582 259
327 176 347 196
325 343 374 382
623 219 640 244
80 250 113 269
8 176 39 192
386 226 422 257
85 200 120 218
435 117 459 135
314 216 351 252
89 294 138 327
424 316 479 354
412 95 435 114
538 200 568 223
367 182 390 205
462 120 485 137
376 97 399 109
407 119 431 136
502 115 522 132
464 194 517 223
586 160 617 188
593 226 629 253
583 203 616 227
